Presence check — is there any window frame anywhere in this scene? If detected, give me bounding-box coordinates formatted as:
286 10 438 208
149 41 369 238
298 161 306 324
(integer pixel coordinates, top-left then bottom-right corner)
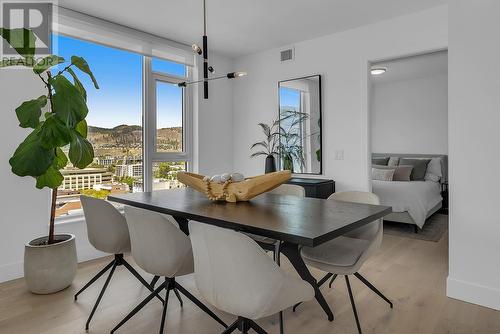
143 57 192 192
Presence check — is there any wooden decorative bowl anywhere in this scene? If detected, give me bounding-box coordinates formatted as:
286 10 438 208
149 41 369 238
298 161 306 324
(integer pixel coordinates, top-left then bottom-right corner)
177 170 291 202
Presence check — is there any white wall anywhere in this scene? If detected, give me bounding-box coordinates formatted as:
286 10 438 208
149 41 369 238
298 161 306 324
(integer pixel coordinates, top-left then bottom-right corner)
0 70 51 282
195 51 234 176
447 0 500 311
232 6 448 191
371 73 448 154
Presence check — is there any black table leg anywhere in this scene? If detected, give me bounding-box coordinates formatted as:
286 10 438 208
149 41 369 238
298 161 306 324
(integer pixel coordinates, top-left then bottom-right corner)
280 242 334 322
173 216 190 235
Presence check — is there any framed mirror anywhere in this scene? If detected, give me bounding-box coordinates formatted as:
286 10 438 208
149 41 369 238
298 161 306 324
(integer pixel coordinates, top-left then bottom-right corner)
278 75 322 174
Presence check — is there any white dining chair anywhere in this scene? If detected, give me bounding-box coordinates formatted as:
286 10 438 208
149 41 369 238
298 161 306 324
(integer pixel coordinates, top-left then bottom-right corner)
296 191 393 334
189 221 315 334
111 206 227 334
77 196 162 331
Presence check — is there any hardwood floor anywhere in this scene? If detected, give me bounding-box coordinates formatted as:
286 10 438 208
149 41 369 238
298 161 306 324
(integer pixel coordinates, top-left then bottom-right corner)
1 231 499 334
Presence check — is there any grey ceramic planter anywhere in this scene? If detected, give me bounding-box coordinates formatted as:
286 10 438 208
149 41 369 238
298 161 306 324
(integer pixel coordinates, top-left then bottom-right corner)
24 234 77 294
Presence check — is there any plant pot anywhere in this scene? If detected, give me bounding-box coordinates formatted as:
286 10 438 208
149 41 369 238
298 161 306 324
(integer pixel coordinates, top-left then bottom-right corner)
265 155 276 174
24 234 77 294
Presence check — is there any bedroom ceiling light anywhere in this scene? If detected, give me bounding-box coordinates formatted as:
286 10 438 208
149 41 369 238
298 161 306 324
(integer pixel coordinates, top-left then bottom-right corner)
371 68 387 76
178 0 247 99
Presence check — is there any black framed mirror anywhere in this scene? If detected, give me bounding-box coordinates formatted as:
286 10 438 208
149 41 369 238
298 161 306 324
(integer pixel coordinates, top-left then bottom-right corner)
278 75 322 174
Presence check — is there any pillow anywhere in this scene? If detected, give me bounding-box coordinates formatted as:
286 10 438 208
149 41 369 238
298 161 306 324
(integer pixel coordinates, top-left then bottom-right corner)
425 157 443 182
372 157 389 166
399 158 431 181
373 165 413 181
388 157 400 167
372 167 395 181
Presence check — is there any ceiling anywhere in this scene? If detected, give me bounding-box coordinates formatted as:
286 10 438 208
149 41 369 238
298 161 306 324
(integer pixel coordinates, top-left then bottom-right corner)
59 0 447 58
371 50 448 84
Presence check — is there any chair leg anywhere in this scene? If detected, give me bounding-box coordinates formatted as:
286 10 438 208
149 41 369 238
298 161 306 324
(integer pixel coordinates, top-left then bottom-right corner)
220 320 239 334
329 274 338 288
150 275 160 288
353 272 393 308
174 282 228 328
111 281 167 334
74 259 114 301
279 310 284 334
158 281 171 334
85 260 118 331
292 272 333 312
249 319 269 334
345 276 362 334
121 259 165 304
173 287 183 307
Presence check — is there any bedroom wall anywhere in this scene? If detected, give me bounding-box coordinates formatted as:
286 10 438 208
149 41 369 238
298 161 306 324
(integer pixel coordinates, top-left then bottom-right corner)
447 0 500 311
231 5 448 191
371 73 448 154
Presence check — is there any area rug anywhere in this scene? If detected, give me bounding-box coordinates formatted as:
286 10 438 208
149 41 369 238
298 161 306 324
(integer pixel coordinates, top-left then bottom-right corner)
383 213 448 242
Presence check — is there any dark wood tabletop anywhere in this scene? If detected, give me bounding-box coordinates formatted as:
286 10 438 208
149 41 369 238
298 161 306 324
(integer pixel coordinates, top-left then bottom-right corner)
108 188 391 247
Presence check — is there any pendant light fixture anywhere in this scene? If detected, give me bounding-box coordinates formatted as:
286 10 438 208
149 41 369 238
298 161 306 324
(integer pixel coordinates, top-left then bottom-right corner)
178 0 247 99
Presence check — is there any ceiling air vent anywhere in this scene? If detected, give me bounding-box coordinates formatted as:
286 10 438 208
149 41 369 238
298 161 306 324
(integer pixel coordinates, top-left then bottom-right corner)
280 48 294 62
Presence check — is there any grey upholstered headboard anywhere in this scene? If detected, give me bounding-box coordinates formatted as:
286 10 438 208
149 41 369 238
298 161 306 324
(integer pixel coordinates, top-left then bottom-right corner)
372 153 448 183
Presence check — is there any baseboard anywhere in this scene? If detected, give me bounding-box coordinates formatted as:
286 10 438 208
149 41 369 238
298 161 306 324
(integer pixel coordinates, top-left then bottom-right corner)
0 246 107 284
447 276 500 311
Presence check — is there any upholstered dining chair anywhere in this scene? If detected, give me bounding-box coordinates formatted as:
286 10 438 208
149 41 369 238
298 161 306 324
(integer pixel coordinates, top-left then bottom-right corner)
295 191 393 334
189 221 315 334
111 206 227 334
77 196 163 331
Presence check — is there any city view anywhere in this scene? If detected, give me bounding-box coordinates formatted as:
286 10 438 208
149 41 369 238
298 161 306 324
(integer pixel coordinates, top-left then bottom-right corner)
54 34 186 218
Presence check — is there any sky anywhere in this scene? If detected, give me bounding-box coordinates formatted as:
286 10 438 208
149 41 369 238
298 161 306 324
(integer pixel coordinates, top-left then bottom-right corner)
280 87 300 109
54 34 185 129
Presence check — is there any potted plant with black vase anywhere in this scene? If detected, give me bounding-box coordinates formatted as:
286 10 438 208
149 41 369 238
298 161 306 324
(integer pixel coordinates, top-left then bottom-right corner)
250 121 280 173
1 28 99 294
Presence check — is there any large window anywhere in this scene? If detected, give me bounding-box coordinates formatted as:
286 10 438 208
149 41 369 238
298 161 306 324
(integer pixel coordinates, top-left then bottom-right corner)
54 35 190 219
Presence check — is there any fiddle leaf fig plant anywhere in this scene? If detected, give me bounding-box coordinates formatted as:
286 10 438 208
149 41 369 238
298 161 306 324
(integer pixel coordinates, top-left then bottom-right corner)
1 28 99 244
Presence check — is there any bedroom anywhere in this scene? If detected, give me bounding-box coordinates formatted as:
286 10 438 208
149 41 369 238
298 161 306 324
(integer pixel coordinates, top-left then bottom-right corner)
369 51 448 237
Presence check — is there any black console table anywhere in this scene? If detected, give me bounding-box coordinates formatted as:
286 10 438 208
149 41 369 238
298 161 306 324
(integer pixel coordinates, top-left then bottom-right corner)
286 178 335 199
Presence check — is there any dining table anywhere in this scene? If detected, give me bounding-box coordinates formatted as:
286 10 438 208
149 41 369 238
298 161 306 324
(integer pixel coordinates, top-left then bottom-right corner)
108 187 392 322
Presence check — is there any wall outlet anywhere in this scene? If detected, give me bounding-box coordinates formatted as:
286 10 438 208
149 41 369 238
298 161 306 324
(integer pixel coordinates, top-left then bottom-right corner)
335 150 344 160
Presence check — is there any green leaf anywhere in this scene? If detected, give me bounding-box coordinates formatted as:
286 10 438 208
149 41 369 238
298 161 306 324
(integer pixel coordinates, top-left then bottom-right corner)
15 96 47 128
75 119 88 138
0 28 36 57
9 129 55 177
69 131 94 168
39 115 72 149
50 75 88 127
33 55 65 74
71 56 99 89
35 164 64 189
54 148 68 169
66 67 87 101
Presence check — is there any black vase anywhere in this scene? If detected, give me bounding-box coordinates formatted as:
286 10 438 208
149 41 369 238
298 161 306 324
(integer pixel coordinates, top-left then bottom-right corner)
265 155 276 174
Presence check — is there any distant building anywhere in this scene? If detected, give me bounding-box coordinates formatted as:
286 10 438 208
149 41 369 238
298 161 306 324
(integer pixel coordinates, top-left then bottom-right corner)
116 163 142 178
59 168 113 191
96 156 116 166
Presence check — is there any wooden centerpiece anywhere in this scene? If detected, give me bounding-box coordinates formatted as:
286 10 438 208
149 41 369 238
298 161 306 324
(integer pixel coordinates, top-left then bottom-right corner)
177 170 291 202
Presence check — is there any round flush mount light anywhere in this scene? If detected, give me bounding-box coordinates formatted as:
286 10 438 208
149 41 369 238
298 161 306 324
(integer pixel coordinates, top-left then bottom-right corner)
371 67 387 76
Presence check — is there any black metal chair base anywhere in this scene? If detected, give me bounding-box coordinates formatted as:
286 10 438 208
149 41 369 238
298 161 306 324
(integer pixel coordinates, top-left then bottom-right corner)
222 317 268 334
292 271 393 334
110 277 228 334
74 254 165 331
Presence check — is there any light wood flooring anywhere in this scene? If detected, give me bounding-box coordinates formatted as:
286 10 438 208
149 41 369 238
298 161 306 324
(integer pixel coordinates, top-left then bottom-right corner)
1 231 499 334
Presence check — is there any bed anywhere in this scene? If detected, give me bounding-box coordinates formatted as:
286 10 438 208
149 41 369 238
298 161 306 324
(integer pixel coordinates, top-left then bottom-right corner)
371 153 447 231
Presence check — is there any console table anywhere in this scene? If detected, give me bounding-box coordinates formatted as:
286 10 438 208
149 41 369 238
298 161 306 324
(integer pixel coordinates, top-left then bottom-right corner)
286 177 335 199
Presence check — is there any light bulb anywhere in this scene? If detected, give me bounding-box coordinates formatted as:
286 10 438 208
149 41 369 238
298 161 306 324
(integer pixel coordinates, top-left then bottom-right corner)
371 68 387 76
192 44 202 55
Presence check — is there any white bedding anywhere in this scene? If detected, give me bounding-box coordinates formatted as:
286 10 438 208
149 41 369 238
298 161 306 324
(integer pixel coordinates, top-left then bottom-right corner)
372 180 442 228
